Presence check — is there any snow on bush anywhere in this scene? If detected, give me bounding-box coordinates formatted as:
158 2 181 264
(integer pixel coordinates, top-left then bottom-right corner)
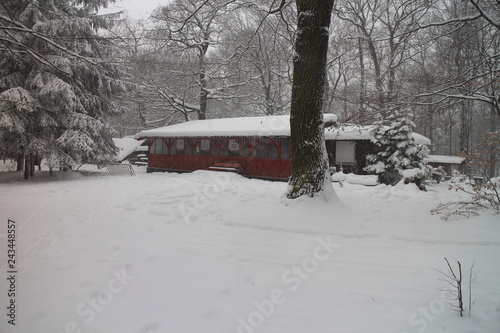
364 111 429 186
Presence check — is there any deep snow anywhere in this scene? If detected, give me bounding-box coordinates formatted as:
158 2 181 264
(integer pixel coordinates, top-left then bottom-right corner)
0 166 499 333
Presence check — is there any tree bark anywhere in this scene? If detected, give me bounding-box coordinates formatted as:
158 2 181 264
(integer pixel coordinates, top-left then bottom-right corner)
24 154 29 180
29 154 35 177
198 39 209 120
489 103 497 178
287 0 336 199
16 153 24 171
358 33 366 123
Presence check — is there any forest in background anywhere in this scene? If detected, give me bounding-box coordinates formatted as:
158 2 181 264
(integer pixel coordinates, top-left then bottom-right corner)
1 0 499 177
109 0 498 160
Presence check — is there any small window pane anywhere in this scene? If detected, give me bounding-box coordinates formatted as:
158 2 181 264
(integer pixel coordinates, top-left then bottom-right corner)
162 140 169 155
219 140 229 157
149 139 155 154
201 139 210 155
281 138 290 159
211 140 218 156
155 138 163 154
253 139 268 159
252 139 260 158
229 139 239 157
336 141 355 163
176 139 185 155
269 140 278 159
240 138 250 158
170 141 177 155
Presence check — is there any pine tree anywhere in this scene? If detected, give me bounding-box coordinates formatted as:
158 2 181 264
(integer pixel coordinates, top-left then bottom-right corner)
364 111 429 186
0 0 125 176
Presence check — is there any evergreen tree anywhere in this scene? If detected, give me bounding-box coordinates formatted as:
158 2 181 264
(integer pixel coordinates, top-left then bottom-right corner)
364 111 429 186
0 0 125 176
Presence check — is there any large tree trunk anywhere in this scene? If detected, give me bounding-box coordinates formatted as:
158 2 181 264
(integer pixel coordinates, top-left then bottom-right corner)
198 40 209 120
29 154 35 177
358 33 366 123
24 154 29 180
16 153 24 171
287 0 336 199
489 103 498 178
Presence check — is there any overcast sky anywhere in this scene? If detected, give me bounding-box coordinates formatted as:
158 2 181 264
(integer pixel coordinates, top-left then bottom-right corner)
101 0 166 18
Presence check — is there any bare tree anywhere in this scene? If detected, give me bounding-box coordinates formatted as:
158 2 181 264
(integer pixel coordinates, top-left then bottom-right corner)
149 0 238 120
414 0 499 115
335 0 436 120
218 4 294 116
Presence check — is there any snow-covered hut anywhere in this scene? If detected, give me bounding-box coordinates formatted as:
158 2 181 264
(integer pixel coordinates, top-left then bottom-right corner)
134 115 431 180
427 155 466 174
113 137 148 165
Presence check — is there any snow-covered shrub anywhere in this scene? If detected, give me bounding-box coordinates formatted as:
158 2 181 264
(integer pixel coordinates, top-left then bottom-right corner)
364 111 429 187
433 132 500 219
450 169 470 184
432 179 500 220
430 166 447 183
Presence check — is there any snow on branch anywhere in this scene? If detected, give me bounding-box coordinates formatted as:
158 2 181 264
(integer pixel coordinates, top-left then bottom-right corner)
0 87 37 113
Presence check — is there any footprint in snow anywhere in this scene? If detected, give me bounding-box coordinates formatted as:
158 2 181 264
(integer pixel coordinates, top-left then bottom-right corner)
54 263 77 271
243 274 255 285
124 204 138 211
218 288 233 297
31 311 54 324
137 322 159 333
200 308 220 318
225 254 238 262
111 246 121 256
146 255 159 262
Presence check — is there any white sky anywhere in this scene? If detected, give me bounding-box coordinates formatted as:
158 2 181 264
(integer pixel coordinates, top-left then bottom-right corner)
100 0 168 18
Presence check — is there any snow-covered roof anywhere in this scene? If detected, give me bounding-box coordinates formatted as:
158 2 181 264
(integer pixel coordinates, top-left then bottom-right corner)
427 155 465 164
325 125 431 145
135 115 431 145
325 125 374 141
113 137 146 162
135 115 295 139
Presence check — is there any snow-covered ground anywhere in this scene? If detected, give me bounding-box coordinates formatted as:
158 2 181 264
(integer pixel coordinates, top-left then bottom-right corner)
0 166 499 333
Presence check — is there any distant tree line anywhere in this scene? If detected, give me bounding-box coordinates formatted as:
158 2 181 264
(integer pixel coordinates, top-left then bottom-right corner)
109 0 498 174
1 0 498 180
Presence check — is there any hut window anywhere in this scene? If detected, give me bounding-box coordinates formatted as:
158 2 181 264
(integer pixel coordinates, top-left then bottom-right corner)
149 139 155 154
336 141 355 163
269 139 278 159
169 141 176 155
188 138 199 156
229 139 239 156
220 140 229 157
253 138 268 158
240 138 250 157
176 139 185 154
211 140 218 156
155 138 163 154
281 138 290 159
162 139 169 154
201 139 210 155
